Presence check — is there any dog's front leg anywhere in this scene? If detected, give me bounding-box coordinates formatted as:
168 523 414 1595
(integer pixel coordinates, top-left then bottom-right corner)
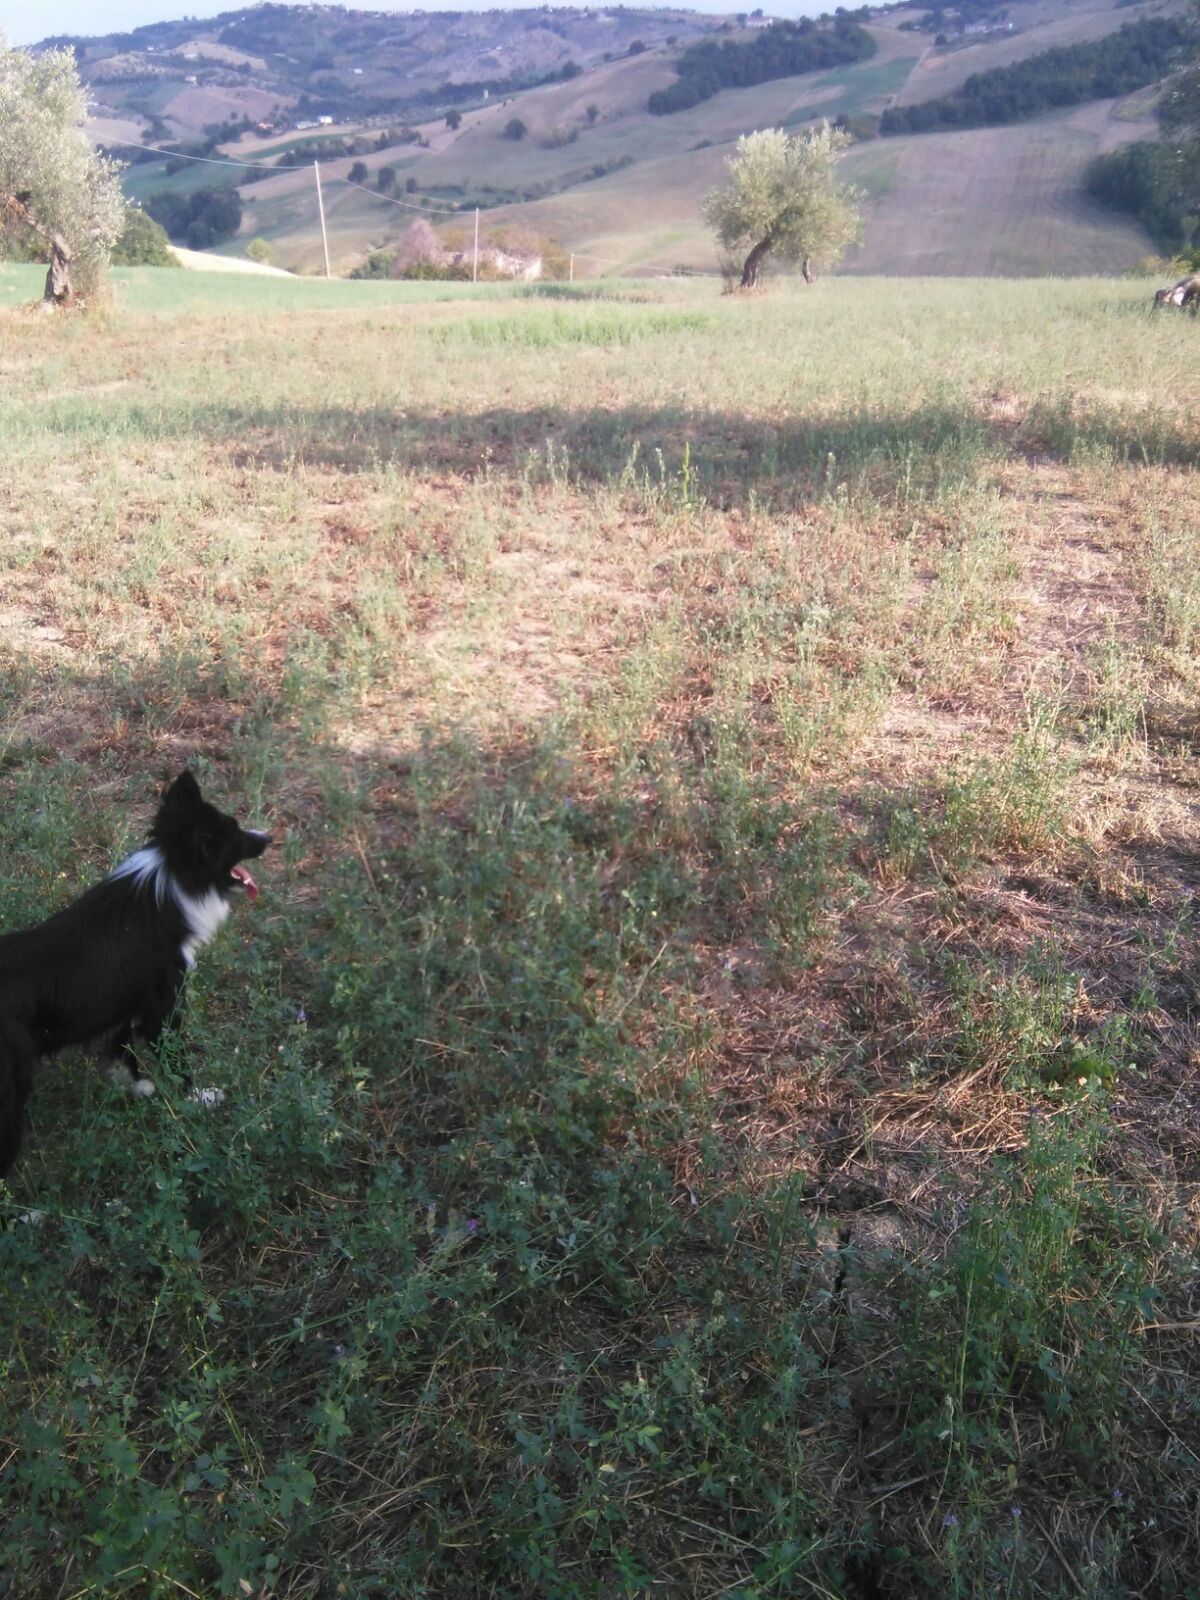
106 1023 158 1099
108 970 186 1099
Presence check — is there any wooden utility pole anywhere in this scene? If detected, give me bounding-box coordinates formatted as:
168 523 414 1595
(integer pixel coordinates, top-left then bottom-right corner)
473 207 479 283
314 161 331 279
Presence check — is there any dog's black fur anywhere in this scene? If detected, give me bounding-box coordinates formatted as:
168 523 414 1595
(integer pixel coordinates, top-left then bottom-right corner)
0 772 270 1180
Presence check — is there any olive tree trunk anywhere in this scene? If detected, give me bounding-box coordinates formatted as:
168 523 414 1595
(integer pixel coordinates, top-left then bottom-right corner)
740 238 817 289
3 193 74 306
740 234 773 289
43 234 73 305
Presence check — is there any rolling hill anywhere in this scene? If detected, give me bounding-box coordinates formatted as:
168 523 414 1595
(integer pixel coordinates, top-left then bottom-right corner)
59 3 721 140
59 0 1187 276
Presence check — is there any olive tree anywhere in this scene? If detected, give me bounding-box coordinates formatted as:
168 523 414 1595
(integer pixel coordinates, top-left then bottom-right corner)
0 36 125 306
703 124 861 290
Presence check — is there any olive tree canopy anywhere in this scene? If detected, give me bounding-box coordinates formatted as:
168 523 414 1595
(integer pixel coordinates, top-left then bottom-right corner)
703 124 861 289
0 35 125 305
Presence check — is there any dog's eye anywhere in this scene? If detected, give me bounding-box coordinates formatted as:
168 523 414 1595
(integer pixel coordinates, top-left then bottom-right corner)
198 827 227 859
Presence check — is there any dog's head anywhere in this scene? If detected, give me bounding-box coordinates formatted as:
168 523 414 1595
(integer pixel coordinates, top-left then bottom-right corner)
151 771 271 901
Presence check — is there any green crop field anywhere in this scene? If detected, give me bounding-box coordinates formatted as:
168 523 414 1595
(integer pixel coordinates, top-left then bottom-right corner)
2 265 1200 1598
782 55 924 127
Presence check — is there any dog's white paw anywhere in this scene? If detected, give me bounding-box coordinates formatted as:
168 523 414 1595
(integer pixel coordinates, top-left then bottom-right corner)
187 1086 226 1108
108 1064 156 1098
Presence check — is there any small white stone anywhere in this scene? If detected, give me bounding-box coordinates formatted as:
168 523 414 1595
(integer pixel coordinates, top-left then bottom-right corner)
188 1086 227 1108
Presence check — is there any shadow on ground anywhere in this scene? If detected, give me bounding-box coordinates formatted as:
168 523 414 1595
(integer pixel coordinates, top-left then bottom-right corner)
38 392 1200 501
42 398 1001 505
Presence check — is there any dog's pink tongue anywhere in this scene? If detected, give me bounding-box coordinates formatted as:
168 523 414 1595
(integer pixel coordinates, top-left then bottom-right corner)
232 865 259 901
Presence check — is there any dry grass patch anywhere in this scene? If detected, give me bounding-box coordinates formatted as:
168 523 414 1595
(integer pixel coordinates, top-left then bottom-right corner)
2 273 1200 1598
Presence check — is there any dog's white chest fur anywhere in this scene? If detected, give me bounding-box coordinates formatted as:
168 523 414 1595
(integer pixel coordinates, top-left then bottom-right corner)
176 888 231 968
110 846 231 968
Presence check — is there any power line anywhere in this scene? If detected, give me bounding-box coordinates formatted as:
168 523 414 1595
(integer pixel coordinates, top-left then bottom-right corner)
103 136 279 173
337 173 461 218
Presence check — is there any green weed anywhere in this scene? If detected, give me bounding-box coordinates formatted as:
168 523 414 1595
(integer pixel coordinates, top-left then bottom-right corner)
429 307 717 348
882 1100 1162 1594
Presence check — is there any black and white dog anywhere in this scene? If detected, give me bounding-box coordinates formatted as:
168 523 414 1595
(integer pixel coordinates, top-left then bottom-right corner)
0 771 270 1180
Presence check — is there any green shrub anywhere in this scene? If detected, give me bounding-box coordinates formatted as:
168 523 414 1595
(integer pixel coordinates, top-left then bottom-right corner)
348 248 397 279
111 207 179 268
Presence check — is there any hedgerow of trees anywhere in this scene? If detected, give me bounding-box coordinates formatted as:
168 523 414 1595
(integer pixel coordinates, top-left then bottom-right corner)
648 19 876 116
1086 141 1191 251
144 185 244 250
880 16 1190 134
1085 3 1200 251
1156 5 1200 239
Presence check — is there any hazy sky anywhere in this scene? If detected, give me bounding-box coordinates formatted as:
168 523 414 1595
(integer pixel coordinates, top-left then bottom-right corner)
3 0 823 49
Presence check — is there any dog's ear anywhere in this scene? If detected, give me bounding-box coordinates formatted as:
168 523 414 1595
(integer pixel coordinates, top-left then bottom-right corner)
165 771 202 806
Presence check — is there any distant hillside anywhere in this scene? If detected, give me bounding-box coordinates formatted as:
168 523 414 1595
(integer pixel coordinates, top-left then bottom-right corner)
47 3 723 141
647 16 877 114
55 0 1188 278
881 14 1191 132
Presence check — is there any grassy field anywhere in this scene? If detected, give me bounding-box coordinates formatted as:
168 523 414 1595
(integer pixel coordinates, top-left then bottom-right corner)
2 265 1200 1598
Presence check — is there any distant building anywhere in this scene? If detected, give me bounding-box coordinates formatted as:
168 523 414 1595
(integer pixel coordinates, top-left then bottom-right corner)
446 247 543 281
